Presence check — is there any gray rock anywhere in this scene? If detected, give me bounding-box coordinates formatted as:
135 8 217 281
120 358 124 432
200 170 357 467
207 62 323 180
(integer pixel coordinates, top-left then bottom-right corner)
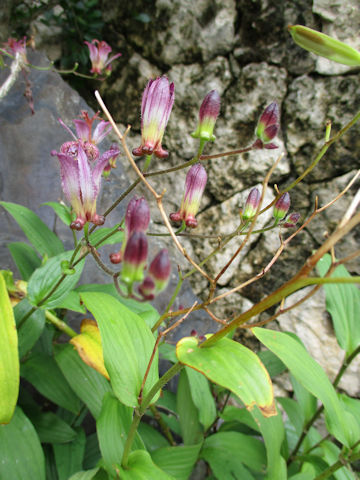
284 73 360 182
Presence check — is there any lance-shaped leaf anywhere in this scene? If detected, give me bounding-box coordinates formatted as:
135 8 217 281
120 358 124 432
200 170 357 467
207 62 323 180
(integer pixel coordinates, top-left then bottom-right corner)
317 254 360 355
0 407 45 479
7 241 41 280
1 201 64 257
151 443 202 480
70 319 109 380
55 344 111 420
176 335 275 417
97 393 144 475
253 328 353 447
28 250 85 309
0 272 19 424
81 292 160 407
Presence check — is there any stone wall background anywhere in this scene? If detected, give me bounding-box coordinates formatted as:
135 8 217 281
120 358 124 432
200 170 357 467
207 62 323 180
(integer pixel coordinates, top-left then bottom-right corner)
0 0 359 395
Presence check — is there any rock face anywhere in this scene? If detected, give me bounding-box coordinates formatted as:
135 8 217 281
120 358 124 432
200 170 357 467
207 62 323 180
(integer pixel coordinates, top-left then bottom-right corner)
1 0 360 399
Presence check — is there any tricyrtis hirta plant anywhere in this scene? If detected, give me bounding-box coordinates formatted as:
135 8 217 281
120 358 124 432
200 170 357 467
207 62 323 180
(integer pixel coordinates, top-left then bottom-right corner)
1 26 360 480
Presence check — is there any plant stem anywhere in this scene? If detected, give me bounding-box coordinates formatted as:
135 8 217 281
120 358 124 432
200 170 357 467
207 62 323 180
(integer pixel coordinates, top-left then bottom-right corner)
45 310 77 337
140 362 184 414
121 410 142 469
121 362 184 468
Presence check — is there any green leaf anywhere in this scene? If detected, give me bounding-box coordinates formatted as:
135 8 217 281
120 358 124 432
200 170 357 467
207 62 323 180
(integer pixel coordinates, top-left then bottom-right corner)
249 404 286 479
55 344 111 419
32 411 77 443
21 352 81 414
42 201 72 226
1 201 64 257
291 375 317 423
185 366 216 430
54 428 86 480
277 397 304 435
77 283 160 329
201 431 264 478
28 250 85 309
7 241 41 280
88 227 124 246
152 443 202 480
97 393 141 474
56 290 87 313
80 292 160 407
159 343 177 363
117 450 174 479
14 299 45 357
137 423 169 452
339 394 360 433
83 433 101 469
253 328 352 447
177 369 203 445
317 254 360 354
220 405 260 433
176 335 276 417
258 350 287 378
69 469 100 480
0 273 19 424
0 407 45 479
321 441 355 480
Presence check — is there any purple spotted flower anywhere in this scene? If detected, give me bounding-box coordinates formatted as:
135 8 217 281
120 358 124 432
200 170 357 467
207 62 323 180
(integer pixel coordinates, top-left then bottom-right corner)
132 77 175 159
3 37 28 63
84 39 121 75
170 163 207 228
52 114 120 230
191 90 221 142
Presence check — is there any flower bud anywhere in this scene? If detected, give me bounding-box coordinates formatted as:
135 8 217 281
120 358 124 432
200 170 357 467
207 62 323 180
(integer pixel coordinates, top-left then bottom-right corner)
242 188 261 220
125 197 150 238
288 25 360 67
191 90 221 142
132 77 175 159
283 212 300 228
170 163 207 228
273 193 291 220
138 249 171 300
138 277 156 301
148 249 171 292
121 232 148 285
255 102 280 148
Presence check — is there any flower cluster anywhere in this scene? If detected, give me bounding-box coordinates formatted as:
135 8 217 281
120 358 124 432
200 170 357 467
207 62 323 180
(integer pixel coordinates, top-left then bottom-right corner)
3 37 28 64
110 197 171 299
51 111 120 230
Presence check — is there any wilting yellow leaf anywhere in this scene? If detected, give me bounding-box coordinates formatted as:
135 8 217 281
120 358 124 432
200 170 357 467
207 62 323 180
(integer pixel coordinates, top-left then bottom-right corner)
70 318 109 380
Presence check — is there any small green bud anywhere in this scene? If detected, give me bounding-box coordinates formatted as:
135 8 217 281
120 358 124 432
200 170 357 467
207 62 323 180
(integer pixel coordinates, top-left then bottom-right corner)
288 25 360 67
